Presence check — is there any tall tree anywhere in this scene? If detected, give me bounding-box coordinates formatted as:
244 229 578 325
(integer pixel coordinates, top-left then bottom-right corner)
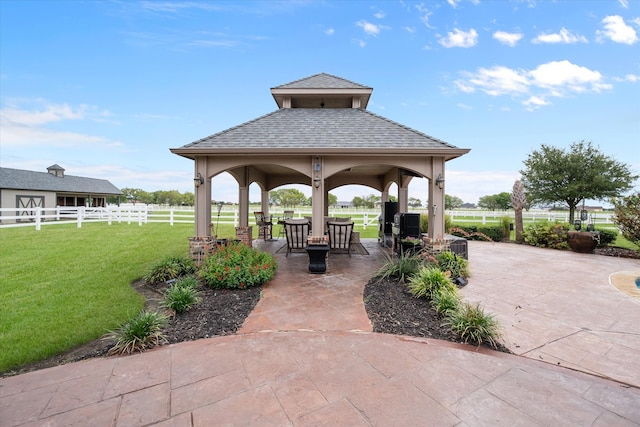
444 194 463 210
520 141 637 223
478 193 510 210
408 197 422 208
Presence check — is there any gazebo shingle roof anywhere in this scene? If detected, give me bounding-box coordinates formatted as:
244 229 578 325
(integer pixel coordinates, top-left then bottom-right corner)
181 108 457 151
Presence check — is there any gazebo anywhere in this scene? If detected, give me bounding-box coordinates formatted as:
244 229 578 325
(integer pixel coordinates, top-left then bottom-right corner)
170 73 469 243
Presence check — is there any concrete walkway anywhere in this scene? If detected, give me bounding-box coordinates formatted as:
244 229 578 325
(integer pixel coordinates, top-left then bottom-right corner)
1 240 639 426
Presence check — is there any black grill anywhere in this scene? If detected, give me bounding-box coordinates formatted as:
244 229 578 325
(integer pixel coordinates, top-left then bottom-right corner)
392 213 420 239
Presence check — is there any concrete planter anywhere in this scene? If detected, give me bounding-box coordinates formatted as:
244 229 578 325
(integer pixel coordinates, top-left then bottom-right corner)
567 231 599 254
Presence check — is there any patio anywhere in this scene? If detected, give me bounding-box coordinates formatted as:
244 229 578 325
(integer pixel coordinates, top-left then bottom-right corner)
1 240 639 426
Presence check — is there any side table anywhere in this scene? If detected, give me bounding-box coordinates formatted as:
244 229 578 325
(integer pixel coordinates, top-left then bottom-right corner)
306 244 329 273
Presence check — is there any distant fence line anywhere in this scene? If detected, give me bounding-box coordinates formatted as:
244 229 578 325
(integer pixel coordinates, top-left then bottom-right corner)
0 205 615 231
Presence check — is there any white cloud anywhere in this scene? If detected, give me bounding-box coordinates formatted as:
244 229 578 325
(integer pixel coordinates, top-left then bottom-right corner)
0 100 123 149
532 28 588 44
454 60 612 108
415 4 434 29
2 102 89 126
356 20 381 36
374 11 385 19
613 73 640 82
353 39 366 48
618 0 629 8
438 28 478 48
529 60 610 92
522 96 550 110
324 28 335 36
405 26 416 34
597 15 638 44
460 65 530 96
493 31 523 47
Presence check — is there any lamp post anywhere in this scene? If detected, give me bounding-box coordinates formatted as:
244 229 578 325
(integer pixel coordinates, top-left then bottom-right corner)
215 201 224 236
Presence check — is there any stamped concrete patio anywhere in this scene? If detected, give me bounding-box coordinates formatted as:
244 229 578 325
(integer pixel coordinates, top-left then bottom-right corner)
1 240 639 426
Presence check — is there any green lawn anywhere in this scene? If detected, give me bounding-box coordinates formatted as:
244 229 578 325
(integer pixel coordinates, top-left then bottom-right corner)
0 222 194 373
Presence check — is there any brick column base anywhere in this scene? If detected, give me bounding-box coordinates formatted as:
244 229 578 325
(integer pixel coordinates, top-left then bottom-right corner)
188 236 216 265
235 226 253 246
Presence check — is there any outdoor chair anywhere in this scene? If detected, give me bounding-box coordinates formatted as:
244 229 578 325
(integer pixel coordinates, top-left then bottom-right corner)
284 218 310 256
254 211 273 241
278 210 294 239
326 221 354 257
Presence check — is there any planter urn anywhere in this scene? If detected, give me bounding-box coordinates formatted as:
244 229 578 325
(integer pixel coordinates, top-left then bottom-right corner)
567 231 599 254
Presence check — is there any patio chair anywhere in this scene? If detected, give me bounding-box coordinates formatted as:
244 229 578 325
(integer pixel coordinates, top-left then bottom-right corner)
278 210 294 239
254 211 273 241
284 218 310 256
326 221 354 257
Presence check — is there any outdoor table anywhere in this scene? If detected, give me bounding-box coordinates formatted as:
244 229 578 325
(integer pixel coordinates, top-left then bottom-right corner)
306 236 329 273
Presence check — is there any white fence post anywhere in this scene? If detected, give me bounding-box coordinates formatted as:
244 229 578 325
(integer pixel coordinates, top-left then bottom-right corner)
35 207 42 231
363 212 368 229
77 207 83 228
170 208 174 226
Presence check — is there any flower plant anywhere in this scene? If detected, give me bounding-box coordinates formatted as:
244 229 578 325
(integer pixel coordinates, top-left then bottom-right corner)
200 243 277 289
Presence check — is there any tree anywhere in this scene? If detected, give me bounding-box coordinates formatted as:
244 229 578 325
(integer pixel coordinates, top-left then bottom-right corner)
408 197 422 208
444 194 463 210
495 192 512 210
352 194 379 209
328 193 338 207
521 141 638 223
478 192 510 210
269 188 307 208
612 192 640 249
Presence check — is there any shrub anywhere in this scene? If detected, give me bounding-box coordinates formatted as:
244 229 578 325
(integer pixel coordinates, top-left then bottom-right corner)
444 303 501 348
420 215 452 233
612 192 640 248
476 226 505 242
163 277 201 314
107 311 167 355
435 251 470 279
407 267 456 299
144 255 197 286
200 243 277 289
374 251 422 284
431 287 461 315
500 216 511 240
449 226 496 242
596 229 617 247
522 221 569 250
420 215 429 234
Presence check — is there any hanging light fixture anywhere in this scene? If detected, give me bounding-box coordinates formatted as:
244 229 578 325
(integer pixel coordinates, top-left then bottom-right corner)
194 172 204 187
435 174 445 190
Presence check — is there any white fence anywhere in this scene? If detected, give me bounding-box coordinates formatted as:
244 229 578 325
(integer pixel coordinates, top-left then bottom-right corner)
0 205 616 231
0 206 381 231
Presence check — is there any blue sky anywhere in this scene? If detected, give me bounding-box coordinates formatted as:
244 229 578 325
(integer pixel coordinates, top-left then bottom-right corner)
1 0 639 205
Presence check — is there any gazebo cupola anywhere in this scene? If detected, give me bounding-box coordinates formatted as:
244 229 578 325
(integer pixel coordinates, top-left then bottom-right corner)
271 73 372 109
